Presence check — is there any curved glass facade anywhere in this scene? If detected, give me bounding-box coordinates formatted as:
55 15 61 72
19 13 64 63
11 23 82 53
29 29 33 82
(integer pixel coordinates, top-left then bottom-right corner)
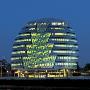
11 18 78 71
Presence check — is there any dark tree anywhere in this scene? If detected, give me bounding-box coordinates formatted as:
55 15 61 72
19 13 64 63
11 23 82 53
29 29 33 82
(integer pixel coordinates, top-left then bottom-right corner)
84 63 90 71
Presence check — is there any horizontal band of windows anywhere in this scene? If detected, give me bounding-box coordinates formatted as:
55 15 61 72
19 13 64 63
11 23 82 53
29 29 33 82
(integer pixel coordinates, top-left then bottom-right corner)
26 23 36 26
13 45 25 48
34 63 54 67
11 57 22 60
12 51 26 54
11 63 21 66
53 50 76 53
55 63 77 65
27 50 51 54
53 33 72 36
51 22 65 26
37 23 47 25
11 56 78 61
19 33 30 36
51 27 64 30
54 44 78 48
51 42 77 45
15 39 31 42
31 33 51 37
52 49 78 51
26 44 53 48
22 56 56 60
29 28 36 30
24 26 36 29
52 35 71 38
51 38 77 42
57 56 78 59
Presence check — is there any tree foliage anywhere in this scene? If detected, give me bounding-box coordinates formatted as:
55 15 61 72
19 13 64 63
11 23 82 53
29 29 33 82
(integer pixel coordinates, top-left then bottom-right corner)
84 63 90 71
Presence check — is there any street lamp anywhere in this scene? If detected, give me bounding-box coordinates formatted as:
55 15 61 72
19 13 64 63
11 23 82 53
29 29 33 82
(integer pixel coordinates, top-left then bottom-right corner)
7 71 9 77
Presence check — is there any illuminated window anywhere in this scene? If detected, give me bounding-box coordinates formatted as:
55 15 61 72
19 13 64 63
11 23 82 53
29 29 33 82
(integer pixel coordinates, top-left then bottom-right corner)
29 28 35 30
11 63 21 66
11 57 21 60
12 51 25 54
51 38 77 42
15 39 31 42
19 33 30 36
52 22 64 26
57 56 78 60
55 44 78 48
53 50 76 53
13 45 25 48
51 27 64 30
54 33 66 35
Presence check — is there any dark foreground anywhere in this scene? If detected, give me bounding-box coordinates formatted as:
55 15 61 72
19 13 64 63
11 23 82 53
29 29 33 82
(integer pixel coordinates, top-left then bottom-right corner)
0 79 90 90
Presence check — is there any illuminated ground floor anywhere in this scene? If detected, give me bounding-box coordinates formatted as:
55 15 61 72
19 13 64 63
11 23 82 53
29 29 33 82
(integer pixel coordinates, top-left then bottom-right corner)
13 69 73 78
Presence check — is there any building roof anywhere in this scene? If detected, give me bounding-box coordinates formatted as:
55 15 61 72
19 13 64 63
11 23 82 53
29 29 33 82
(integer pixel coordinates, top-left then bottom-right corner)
27 17 68 25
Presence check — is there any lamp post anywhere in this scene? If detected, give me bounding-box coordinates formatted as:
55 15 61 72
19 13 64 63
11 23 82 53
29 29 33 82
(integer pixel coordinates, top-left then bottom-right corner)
7 71 9 77
45 70 48 78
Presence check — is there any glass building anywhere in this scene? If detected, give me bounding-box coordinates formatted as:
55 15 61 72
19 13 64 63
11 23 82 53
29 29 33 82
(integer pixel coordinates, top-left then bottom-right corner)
11 18 78 73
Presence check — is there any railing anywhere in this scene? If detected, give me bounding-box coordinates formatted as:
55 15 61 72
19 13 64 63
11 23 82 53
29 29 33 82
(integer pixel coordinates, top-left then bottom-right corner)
0 76 90 80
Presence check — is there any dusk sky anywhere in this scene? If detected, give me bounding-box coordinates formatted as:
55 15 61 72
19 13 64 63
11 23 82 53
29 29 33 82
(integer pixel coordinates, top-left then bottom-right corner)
0 0 90 67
